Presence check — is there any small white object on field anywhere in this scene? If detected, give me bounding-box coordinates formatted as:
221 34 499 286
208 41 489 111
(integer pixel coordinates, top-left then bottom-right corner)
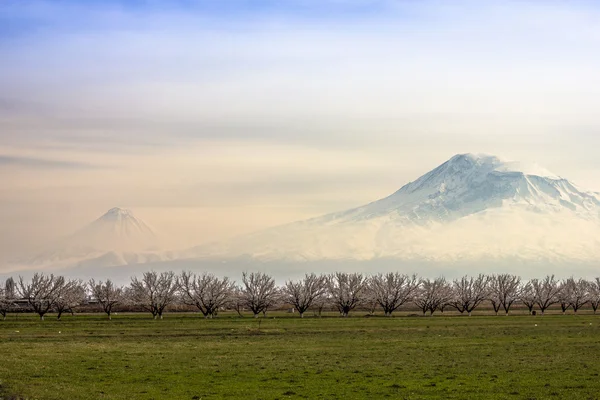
534 324 538 327
15 331 19 333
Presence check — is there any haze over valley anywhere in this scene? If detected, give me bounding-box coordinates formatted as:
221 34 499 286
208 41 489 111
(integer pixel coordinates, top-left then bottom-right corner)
2 1 600 280
4 154 600 282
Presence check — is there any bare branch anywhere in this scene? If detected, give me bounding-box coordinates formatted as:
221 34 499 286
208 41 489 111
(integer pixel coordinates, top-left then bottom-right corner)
531 275 561 315
179 271 234 318
327 273 367 317
89 279 124 320
0 277 17 320
239 272 279 318
488 274 522 315
128 271 179 319
53 279 86 320
589 278 600 314
450 274 491 316
18 273 65 320
414 277 453 316
282 273 326 318
559 277 589 314
368 273 420 316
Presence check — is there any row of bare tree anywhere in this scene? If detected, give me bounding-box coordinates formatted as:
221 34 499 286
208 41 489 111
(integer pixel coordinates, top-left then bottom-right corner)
1 272 599 320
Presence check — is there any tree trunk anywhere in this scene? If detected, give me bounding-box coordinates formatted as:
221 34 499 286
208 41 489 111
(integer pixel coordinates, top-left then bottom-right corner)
299 312 304 318
108 314 112 320
57 311 63 321
40 315 45 321
468 311 472 317
254 313 259 318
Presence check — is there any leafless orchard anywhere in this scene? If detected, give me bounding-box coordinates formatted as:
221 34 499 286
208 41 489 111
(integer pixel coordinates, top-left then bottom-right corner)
2 271 600 320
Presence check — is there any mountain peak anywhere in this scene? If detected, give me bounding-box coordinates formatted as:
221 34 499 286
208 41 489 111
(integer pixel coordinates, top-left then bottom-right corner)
331 152 593 228
449 153 497 163
102 207 134 219
17 206 163 269
444 153 558 179
79 207 157 249
187 153 600 263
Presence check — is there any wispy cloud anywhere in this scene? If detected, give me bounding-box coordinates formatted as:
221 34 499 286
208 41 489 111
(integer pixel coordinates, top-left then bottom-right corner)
0 155 99 169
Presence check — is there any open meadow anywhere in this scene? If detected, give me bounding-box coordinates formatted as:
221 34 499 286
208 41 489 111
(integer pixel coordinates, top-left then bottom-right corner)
1 312 599 400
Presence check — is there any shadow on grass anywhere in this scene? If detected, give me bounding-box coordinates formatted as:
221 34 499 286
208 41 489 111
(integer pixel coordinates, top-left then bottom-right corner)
0 382 26 400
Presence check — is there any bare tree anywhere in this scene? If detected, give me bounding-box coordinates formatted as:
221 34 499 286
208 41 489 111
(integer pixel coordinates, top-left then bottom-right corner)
313 290 330 317
414 277 453 316
327 272 366 317
239 272 279 318
450 274 491 316
589 278 600 314
4 277 16 298
282 273 326 318
89 279 124 320
531 275 561 315
180 271 234 318
520 281 536 315
368 273 420 317
230 287 246 317
18 274 65 320
364 294 380 316
488 274 521 315
53 279 86 320
557 280 571 314
0 277 17 320
563 278 589 313
129 271 179 319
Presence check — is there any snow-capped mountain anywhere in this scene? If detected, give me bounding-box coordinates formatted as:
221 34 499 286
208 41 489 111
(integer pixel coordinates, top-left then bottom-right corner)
72 207 158 251
16 208 175 270
187 154 600 263
7 154 600 275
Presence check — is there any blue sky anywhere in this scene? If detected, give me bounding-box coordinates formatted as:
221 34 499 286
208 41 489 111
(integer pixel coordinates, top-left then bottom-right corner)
1 0 600 261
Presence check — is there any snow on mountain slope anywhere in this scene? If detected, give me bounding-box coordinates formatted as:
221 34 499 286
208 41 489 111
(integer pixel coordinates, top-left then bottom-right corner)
15 208 175 270
187 154 600 263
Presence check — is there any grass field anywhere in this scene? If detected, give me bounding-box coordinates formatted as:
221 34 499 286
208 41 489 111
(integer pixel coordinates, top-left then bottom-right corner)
1 311 599 400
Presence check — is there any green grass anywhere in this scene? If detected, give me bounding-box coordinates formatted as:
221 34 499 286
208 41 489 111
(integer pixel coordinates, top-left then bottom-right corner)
1 312 599 400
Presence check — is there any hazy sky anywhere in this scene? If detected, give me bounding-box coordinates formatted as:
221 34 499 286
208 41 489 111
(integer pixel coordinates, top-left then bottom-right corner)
2 0 600 260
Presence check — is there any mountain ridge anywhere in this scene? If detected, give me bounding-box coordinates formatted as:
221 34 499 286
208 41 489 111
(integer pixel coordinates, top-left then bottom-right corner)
186 153 600 263
6 153 600 271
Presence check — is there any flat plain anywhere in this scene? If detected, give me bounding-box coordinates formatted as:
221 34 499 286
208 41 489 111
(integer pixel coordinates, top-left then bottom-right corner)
1 311 599 400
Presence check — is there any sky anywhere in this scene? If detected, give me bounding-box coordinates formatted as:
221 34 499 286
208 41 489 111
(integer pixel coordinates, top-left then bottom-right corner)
1 0 600 262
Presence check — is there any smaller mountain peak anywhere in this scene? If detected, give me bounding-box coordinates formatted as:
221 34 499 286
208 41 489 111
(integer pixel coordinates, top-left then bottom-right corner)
102 207 134 219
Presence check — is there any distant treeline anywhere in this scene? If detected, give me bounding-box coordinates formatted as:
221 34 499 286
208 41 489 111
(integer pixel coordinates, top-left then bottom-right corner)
1 272 599 320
